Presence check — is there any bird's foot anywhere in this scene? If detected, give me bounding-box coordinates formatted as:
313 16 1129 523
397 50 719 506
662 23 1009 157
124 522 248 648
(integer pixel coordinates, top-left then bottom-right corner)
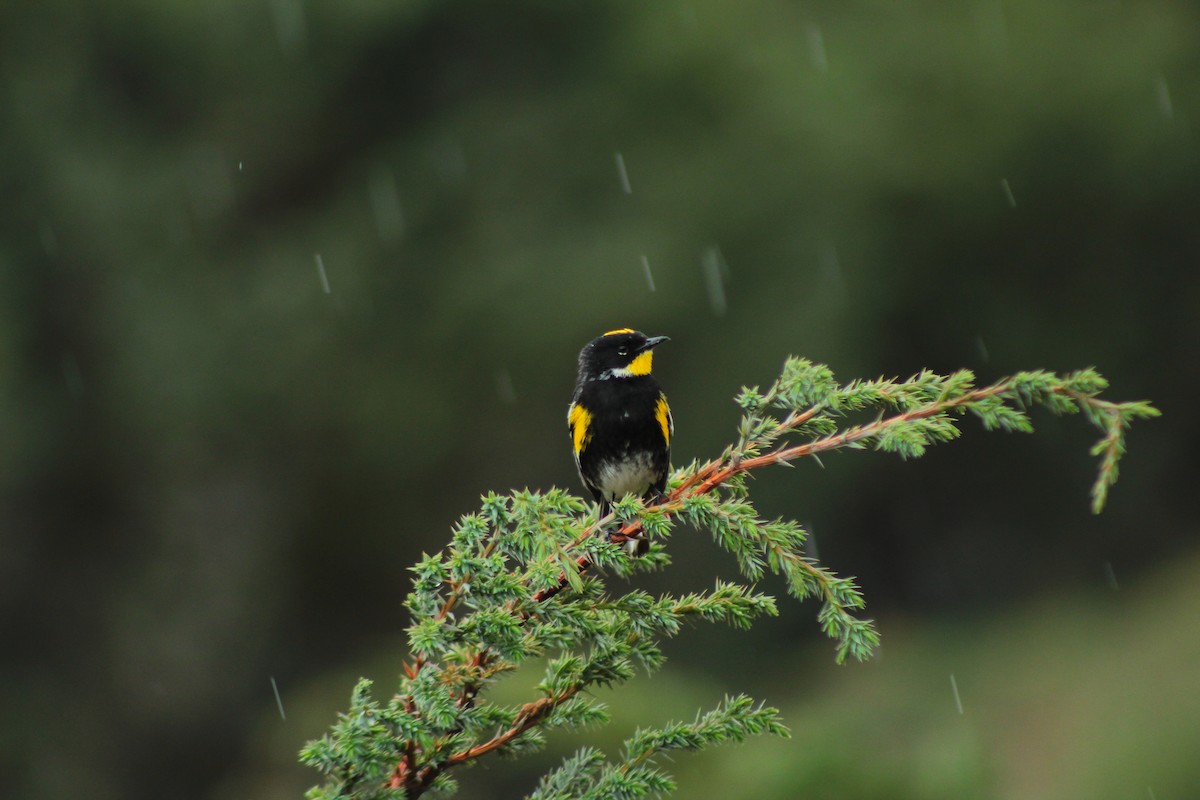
605 528 650 557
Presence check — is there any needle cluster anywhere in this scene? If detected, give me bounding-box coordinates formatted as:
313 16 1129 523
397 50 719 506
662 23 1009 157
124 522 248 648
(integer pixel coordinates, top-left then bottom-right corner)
302 358 1157 799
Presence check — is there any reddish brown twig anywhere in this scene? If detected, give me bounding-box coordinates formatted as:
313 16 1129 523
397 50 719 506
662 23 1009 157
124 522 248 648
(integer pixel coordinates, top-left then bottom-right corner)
524 385 1019 606
390 381 1035 796
393 686 582 794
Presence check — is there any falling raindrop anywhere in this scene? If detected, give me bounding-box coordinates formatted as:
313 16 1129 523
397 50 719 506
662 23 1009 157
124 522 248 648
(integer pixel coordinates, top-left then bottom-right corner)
238 161 244 172
270 676 287 721
614 152 632 194
314 253 331 294
818 242 845 299
1103 561 1119 591
185 144 234 221
1155 75 1174 120
975 335 989 362
1147 788 1158 800
269 0 307 56
432 139 469 187
39 220 58 257
974 0 1009 59
701 246 728 316
640 254 656 292
804 523 819 560
1000 178 1016 208
61 353 84 400
950 673 964 714
818 242 840 278
806 23 828 72
495 369 517 404
677 0 698 29
369 166 405 243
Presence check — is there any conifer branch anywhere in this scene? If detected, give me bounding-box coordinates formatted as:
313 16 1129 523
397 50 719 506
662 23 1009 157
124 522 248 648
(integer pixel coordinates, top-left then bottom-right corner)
302 359 1156 800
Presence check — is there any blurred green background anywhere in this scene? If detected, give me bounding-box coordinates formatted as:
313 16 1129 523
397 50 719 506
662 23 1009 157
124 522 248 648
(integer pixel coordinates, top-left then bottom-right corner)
2 0 1194 797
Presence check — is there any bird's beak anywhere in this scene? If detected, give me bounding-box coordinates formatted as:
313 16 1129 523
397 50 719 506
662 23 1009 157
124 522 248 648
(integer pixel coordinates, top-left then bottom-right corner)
640 335 670 352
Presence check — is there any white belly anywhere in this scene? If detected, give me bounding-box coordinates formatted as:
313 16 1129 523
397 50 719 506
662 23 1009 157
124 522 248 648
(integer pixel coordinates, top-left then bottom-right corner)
595 453 658 500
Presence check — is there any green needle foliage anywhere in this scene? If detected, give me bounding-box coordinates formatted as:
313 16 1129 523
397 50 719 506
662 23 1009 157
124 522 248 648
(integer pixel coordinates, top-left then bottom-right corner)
301 358 1158 800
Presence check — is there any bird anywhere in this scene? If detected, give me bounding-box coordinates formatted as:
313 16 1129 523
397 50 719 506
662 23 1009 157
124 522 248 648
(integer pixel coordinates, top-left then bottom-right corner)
567 328 672 556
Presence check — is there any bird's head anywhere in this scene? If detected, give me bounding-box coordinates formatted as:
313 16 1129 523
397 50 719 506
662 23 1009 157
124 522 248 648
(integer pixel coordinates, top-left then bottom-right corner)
577 328 670 382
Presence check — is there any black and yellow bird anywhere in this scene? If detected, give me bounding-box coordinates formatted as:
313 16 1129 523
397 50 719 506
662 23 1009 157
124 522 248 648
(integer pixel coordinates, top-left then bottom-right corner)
568 328 672 555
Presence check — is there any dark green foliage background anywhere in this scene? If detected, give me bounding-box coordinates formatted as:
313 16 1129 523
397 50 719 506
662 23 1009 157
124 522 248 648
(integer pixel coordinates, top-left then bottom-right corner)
2 1 1191 798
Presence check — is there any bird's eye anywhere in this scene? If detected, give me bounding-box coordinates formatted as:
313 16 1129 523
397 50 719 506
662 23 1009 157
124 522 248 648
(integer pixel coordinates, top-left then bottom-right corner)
617 347 629 356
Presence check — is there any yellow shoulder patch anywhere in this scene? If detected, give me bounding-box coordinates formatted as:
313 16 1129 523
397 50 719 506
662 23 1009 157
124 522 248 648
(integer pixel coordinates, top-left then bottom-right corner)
654 394 672 445
603 327 635 336
568 403 593 454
